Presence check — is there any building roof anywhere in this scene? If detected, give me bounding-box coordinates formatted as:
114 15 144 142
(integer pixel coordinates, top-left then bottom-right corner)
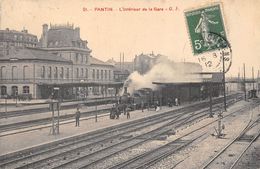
0 29 37 38
0 47 71 63
90 57 114 67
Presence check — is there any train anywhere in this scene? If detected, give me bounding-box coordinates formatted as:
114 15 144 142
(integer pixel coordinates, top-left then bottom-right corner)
110 82 221 119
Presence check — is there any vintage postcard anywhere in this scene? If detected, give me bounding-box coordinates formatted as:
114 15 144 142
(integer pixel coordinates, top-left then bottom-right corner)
0 0 259 169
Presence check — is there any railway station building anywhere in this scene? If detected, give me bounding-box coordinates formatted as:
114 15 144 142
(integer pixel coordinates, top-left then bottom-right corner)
0 24 121 99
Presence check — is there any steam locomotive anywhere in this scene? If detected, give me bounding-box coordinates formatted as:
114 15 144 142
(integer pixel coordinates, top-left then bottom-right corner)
109 87 159 119
110 83 221 119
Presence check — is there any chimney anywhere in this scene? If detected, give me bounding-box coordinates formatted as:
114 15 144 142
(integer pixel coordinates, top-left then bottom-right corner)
120 53 122 70
122 53 124 71
41 24 48 48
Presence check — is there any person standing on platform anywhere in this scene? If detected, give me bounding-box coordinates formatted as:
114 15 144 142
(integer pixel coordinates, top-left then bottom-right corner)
141 101 144 112
175 98 179 106
126 106 131 119
75 107 81 127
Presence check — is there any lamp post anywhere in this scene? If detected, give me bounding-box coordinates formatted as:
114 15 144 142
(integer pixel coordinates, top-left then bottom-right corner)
15 90 18 107
5 95 7 118
209 82 213 117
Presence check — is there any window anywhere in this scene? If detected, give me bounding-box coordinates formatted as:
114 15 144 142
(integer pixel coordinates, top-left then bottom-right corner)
23 86 30 94
85 56 88 63
41 66 45 78
60 67 64 79
108 70 111 80
81 68 84 77
11 86 18 96
76 68 79 78
97 70 99 79
75 53 79 63
23 66 29 80
93 69 95 79
81 54 83 63
54 67 58 79
85 69 88 78
66 68 69 79
1 86 7 95
0 66 6 80
101 70 103 80
12 66 18 80
105 70 107 80
48 67 52 79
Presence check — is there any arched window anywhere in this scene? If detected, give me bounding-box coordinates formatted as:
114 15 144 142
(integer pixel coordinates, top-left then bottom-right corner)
76 68 79 78
97 69 99 79
23 86 30 94
75 53 79 63
60 67 64 79
85 56 88 63
48 67 52 79
11 86 18 96
0 66 6 80
12 66 18 80
105 70 107 80
81 68 84 77
93 69 95 79
1 86 7 95
23 65 29 80
101 70 103 80
85 69 88 79
41 66 45 78
66 68 69 79
54 67 58 79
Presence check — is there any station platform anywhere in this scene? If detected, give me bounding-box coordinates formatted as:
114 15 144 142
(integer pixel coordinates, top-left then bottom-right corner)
0 103 113 126
0 104 185 156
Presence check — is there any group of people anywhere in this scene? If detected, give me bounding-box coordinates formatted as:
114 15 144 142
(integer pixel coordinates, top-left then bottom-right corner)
74 97 181 126
111 104 131 119
167 97 180 107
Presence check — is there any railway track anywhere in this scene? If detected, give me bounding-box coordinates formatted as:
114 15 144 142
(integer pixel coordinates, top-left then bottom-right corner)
201 100 260 169
0 94 241 134
0 100 210 168
0 97 116 119
0 94 241 169
0 106 112 133
52 108 210 169
104 98 255 169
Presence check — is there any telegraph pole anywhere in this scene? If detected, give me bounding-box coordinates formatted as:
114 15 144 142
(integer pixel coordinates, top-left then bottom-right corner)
252 67 255 90
243 63 246 100
222 53 227 111
256 70 260 94
209 82 213 117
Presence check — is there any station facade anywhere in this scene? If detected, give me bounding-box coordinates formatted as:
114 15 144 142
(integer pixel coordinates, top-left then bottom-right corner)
0 24 120 99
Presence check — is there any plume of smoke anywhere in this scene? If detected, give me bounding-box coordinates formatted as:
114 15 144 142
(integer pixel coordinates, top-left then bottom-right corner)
124 60 202 95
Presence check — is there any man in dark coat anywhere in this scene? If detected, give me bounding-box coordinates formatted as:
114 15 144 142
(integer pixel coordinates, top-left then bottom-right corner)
75 107 81 127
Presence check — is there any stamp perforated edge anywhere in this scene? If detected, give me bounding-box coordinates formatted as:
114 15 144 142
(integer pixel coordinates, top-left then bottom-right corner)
183 2 230 56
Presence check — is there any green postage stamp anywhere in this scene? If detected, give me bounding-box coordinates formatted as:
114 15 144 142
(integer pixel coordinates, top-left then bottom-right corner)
185 4 227 55
185 4 232 73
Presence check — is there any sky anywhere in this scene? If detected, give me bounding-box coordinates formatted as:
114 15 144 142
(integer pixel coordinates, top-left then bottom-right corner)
1 0 260 77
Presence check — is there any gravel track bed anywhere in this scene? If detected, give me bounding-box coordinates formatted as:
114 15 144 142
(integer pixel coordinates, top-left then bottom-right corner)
147 99 259 169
